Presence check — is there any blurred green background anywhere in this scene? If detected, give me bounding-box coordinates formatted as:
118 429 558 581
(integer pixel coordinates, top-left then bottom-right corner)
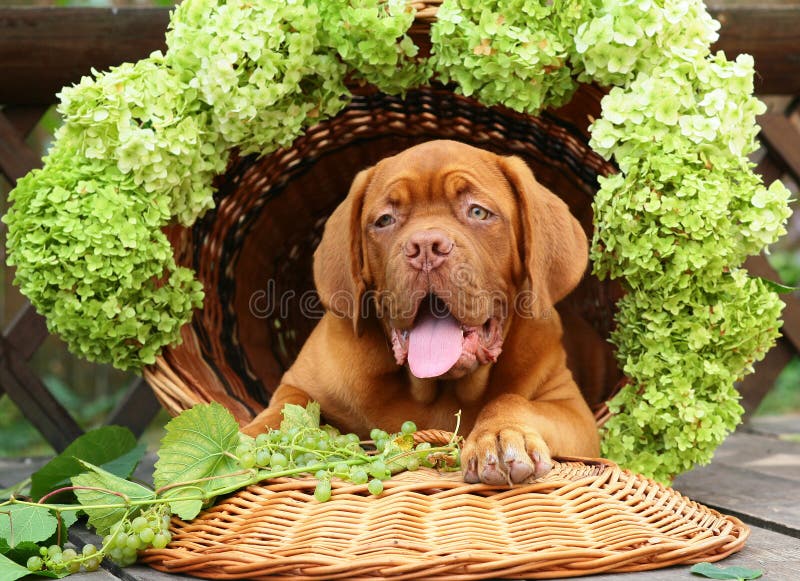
1 0 798 458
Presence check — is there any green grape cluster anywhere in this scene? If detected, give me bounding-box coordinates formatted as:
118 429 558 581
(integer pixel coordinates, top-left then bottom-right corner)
235 419 451 502
101 505 173 567
26 543 102 575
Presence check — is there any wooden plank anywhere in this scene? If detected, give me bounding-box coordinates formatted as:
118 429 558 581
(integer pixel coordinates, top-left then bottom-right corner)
708 0 800 95
674 434 800 535
0 353 83 452
0 7 170 106
0 110 41 183
704 431 800 482
758 113 800 181
3 304 49 361
0 3 798 105
2 105 48 139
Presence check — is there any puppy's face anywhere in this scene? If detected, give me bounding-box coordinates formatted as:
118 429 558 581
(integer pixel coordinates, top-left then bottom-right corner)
362 142 521 379
313 140 588 381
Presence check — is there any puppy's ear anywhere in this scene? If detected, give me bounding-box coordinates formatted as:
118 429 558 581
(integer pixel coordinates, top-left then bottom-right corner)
497 155 588 311
313 167 374 335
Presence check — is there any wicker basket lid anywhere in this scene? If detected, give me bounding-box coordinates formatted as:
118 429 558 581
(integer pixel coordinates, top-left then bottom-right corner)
142 456 747 580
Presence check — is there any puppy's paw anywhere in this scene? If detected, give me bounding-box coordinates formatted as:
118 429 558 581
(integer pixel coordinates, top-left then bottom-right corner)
461 424 553 485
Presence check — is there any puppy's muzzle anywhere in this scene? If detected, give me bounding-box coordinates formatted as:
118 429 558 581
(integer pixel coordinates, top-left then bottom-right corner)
404 229 453 273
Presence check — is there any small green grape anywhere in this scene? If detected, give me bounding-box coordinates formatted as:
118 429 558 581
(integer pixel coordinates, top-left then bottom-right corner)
375 438 387 452
314 469 328 480
345 433 360 444
139 527 156 544
350 467 369 484
61 548 78 561
84 557 101 572
367 478 384 495
126 534 142 550
369 460 387 478
131 516 149 532
48 552 64 566
255 433 270 447
314 479 332 502
26 556 43 571
370 428 383 441
235 443 253 457
152 532 171 549
239 451 257 469
401 420 417 435
333 462 349 475
82 543 98 557
256 448 271 466
416 442 431 451
406 456 420 471
47 544 62 557
270 452 288 468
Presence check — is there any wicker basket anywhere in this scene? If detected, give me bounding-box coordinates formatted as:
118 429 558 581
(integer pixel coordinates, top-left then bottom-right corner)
139 3 748 579
142 83 624 424
141 433 747 580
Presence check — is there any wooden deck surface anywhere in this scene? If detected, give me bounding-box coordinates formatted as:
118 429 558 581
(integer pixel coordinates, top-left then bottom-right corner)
2 418 798 580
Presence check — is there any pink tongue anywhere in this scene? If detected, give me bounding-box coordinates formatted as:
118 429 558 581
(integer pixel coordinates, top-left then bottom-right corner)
407 307 463 378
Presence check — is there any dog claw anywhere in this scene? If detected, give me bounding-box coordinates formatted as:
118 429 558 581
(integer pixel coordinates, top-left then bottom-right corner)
463 457 480 483
530 450 552 478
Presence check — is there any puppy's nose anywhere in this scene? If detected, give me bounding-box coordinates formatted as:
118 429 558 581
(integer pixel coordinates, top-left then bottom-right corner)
404 229 453 272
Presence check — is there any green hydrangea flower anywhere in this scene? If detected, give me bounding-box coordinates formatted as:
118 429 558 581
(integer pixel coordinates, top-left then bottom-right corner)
317 0 432 94
430 0 583 113
57 53 228 225
4 151 203 370
166 0 350 155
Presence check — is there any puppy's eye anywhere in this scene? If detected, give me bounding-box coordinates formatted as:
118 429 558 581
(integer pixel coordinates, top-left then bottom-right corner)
375 214 396 228
467 204 492 220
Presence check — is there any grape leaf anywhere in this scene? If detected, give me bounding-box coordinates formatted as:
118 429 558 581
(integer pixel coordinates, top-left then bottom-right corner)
0 505 57 548
0 553 31 581
153 403 251 514
160 488 204 521
280 402 321 432
30 426 143 500
690 562 763 580
2 540 40 567
71 461 155 536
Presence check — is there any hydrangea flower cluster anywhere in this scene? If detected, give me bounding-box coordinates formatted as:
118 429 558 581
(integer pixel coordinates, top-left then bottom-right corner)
165 0 350 155
56 54 229 225
5 153 203 369
430 0 594 113
317 0 433 94
575 1 791 480
3 0 792 480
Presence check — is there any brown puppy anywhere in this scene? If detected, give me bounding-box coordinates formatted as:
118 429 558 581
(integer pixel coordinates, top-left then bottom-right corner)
243 140 600 484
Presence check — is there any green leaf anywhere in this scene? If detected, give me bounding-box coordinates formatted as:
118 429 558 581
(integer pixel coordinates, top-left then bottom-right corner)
159 488 203 521
0 552 31 581
2 540 41 568
0 505 58 548
30 426 143 501
153 403 251 513
280 402 321 432
690 562 763 580
71 461 155 536
757 277 797 295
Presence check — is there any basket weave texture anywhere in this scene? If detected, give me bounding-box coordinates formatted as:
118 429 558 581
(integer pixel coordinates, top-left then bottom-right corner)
142 451 747 580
